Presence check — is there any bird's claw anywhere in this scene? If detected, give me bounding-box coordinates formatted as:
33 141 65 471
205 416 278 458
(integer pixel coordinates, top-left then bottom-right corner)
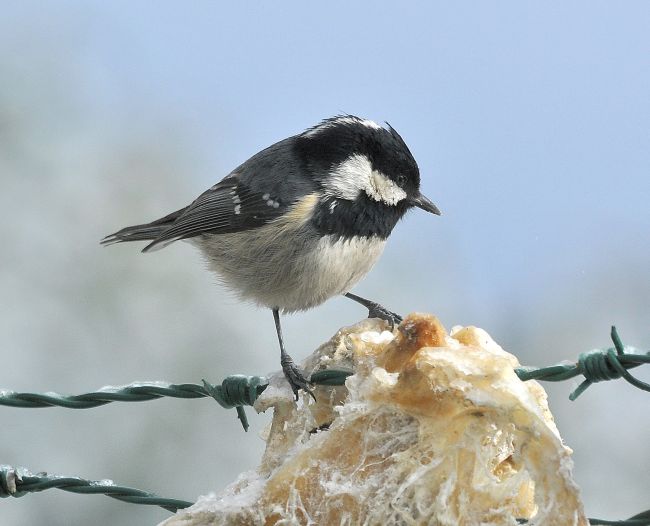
281 354 315 402
367 303 403 331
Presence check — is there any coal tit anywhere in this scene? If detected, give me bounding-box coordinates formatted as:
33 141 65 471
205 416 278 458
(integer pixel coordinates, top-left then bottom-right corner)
102 115 440 398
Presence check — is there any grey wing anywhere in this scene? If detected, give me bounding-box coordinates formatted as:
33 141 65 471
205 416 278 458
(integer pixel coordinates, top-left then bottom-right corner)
142 176 289 252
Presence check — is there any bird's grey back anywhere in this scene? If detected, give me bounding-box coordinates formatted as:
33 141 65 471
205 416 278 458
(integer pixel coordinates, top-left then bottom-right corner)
231 136 316 200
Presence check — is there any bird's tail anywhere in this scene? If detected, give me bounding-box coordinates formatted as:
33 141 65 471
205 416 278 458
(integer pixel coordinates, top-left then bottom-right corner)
100 207 188 252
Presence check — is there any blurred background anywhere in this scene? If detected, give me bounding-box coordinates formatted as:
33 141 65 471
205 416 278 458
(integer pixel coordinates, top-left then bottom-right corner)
1 2 648 524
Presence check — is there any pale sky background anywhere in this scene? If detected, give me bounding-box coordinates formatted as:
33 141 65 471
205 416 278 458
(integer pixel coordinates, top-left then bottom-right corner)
1 2 649 525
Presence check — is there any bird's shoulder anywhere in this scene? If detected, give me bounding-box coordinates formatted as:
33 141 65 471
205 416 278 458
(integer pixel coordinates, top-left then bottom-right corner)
145 137 317 248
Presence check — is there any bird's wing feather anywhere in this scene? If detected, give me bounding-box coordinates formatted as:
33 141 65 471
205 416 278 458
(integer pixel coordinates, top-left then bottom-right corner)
142 136 318 251
143 176 291 251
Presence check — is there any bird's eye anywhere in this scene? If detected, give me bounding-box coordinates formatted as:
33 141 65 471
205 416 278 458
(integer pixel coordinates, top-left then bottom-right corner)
396 174 407 187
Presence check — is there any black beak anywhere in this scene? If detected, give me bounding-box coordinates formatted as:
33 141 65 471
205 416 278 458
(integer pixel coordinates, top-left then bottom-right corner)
410 193 441 215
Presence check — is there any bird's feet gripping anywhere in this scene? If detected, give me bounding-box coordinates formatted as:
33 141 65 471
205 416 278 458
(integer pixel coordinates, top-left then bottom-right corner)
281 351 315 402
344 293 403 331
366 302 403 330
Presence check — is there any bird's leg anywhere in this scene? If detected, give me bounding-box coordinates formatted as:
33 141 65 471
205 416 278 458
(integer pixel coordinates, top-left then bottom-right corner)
344 292 403 330
273 308 314 401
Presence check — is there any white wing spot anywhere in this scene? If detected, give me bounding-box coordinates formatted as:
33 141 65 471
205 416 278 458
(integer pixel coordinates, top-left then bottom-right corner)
234 204 241 215
329 200 337 213
273 201 280 208
232 194 241 204
262 193 270 200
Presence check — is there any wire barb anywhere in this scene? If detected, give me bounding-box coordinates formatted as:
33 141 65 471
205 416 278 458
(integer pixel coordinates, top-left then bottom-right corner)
202 375 269 431
514 326 650 400
0 465 192 512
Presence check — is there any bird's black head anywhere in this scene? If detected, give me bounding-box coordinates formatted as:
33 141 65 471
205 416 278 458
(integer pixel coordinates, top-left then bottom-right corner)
294 115 440 239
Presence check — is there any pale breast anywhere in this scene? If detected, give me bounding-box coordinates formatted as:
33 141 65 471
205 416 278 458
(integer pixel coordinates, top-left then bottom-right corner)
192 224 386 312
293 235 387 311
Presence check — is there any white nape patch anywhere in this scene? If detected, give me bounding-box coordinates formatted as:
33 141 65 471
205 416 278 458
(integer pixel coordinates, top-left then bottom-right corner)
234 204 241 214
323 154 369 200
303 116 382 138
324 154 407 206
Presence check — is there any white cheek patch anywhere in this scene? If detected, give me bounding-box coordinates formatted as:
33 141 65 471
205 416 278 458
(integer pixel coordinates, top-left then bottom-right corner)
366 170 407 205
324 154 407 206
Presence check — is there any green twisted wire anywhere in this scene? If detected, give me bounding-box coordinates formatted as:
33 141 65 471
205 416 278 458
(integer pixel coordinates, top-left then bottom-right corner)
515 327 650 400
3 463 648 523
0 376 269 431
0 327 647 437
0 465 192 512
518 509 650 525
588 509 650 525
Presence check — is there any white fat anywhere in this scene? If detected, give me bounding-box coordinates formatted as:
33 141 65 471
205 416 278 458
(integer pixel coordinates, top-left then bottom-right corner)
324 153 407 206
359 330 396 344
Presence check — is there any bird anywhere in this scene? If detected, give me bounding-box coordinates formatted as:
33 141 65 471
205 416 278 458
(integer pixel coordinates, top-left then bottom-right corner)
101 115 440 399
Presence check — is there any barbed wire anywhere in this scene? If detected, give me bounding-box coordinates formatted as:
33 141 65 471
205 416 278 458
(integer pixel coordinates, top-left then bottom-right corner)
0 465 192 512
1 325 648 521
588 510 650 526
518 511 650 525
515 326 650 400
1 327 646 424
0 375 268 431
2 463 648 524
